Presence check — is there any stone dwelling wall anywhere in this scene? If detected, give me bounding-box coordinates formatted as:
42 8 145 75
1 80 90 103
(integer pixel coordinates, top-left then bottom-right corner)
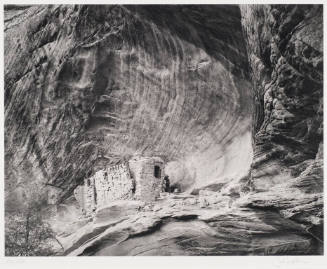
74 163 134 215
128 156 165 202
74 176 97 215
93 163 134 209
84 177 96 214
74 158 165 215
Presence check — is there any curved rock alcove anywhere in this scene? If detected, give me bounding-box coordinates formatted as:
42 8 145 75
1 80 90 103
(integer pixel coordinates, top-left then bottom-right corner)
4 4 323 256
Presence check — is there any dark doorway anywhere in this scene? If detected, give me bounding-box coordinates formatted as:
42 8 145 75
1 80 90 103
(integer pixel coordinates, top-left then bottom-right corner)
154 165 161 178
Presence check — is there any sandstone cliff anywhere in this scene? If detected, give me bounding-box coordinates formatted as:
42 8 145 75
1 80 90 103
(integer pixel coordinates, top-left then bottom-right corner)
5 5 252 204
241 5 323 240
4 4 323 255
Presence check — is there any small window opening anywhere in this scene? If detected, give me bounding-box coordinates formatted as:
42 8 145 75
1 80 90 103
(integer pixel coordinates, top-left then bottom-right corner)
154 165 161 179
94 185 97 205
132 178 136 193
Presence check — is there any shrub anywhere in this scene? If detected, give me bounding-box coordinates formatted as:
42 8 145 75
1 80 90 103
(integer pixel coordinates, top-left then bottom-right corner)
5 184 59 256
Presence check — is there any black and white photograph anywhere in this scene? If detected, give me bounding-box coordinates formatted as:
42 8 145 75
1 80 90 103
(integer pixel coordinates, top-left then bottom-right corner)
1 0 325 264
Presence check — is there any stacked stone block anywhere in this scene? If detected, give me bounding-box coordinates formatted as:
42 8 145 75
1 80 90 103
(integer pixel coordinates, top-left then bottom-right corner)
74 157 165 215
93 164 134 208
129 156 164 202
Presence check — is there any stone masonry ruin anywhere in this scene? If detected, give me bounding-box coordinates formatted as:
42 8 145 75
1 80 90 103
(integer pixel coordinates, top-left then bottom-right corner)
74 156 165 215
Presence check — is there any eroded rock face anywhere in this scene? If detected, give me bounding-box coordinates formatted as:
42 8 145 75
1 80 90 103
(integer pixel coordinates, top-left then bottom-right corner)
4 5 252 205
240 5 323 238
4 4 323 255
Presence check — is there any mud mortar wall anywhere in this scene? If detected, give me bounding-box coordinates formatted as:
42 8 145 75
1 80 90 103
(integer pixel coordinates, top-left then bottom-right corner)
128 157 164 202
74 163 133 214
74 158 165 214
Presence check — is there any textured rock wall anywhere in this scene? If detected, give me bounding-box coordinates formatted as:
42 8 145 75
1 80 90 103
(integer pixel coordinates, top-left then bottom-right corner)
240 5 323 238
4 5 252 204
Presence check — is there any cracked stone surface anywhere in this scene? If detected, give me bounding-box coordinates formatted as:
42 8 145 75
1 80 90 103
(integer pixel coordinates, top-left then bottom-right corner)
63 195 320 256
240 5 323 239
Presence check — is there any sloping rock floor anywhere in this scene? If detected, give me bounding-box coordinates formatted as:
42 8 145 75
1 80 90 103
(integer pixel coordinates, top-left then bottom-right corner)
55 193 322 256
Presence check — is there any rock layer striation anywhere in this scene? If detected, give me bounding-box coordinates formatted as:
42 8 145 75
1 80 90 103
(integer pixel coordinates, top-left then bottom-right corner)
5 5 252 205
4 4 323 254
240 5 323 239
